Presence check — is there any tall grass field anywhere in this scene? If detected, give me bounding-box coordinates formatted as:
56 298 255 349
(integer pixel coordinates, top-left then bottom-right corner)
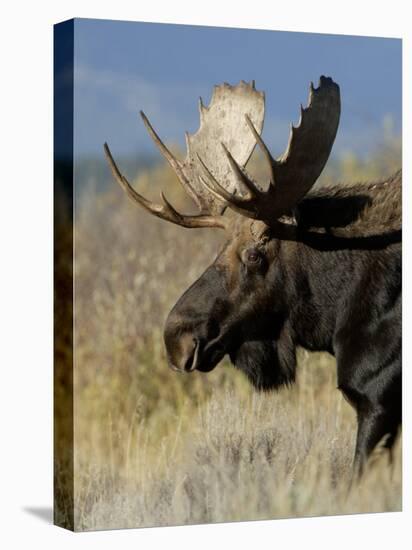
55 135 402 530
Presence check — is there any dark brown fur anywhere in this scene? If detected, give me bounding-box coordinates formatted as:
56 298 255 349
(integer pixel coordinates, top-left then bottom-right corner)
164 172 402 474
105 76 401 476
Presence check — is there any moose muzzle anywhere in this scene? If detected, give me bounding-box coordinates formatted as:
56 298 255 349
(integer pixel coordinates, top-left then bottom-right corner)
163 265 230 373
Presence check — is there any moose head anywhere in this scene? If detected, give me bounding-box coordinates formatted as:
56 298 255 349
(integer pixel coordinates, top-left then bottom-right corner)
104 76 341 390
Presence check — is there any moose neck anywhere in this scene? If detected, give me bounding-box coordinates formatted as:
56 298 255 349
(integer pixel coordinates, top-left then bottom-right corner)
277 235 356 355
231 190 401 391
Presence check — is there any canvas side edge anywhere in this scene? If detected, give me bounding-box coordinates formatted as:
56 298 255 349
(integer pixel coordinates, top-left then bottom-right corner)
53 18 75 532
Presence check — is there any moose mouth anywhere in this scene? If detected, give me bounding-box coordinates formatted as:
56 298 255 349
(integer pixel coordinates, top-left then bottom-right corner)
184 339 228 373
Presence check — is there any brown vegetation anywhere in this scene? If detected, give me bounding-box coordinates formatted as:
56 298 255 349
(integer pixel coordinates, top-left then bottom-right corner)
67 137 401 531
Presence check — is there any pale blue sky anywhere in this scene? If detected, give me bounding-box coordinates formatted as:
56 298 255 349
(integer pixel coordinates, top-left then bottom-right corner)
73 18 401 160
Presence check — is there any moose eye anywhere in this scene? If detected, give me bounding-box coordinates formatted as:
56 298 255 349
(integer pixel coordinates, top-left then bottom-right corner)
244 248 262 265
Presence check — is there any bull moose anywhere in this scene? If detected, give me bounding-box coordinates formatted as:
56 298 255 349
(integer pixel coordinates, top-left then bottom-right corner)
104 76 401 474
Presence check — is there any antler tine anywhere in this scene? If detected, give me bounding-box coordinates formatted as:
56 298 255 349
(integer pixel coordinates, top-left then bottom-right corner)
245 115 276 184
139 111 183 174
197 152 269 220
140 111 204 211
196 153 249 208
159 191 182 218
103 143 228 230
220 143 261 199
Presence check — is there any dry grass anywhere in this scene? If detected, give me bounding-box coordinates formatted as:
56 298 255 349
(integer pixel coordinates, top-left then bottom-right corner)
67 140 402 531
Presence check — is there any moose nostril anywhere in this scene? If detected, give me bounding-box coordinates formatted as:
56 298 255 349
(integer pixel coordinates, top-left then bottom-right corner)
183 338 200 372
165 330 202 373
183 356 194 372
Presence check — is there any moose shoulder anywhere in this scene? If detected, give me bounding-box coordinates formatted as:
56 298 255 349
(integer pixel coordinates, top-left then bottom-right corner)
104 77 401 475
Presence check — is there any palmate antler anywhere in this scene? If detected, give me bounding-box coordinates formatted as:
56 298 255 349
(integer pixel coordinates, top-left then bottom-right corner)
104 76 340 229
104 80 265 230
198 76 341 223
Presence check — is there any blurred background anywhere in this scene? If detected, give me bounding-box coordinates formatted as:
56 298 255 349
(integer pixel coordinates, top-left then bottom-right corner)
66 19 401 530
73 18 401 187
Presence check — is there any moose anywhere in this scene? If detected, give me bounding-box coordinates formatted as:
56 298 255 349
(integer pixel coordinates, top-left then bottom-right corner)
104 76 401 474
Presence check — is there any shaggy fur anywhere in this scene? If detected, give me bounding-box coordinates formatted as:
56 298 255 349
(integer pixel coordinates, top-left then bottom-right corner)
164 172 402 474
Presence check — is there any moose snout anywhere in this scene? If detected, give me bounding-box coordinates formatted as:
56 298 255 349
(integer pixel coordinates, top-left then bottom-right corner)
164 311 201 372
163 265 229 373
164 321 203 373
